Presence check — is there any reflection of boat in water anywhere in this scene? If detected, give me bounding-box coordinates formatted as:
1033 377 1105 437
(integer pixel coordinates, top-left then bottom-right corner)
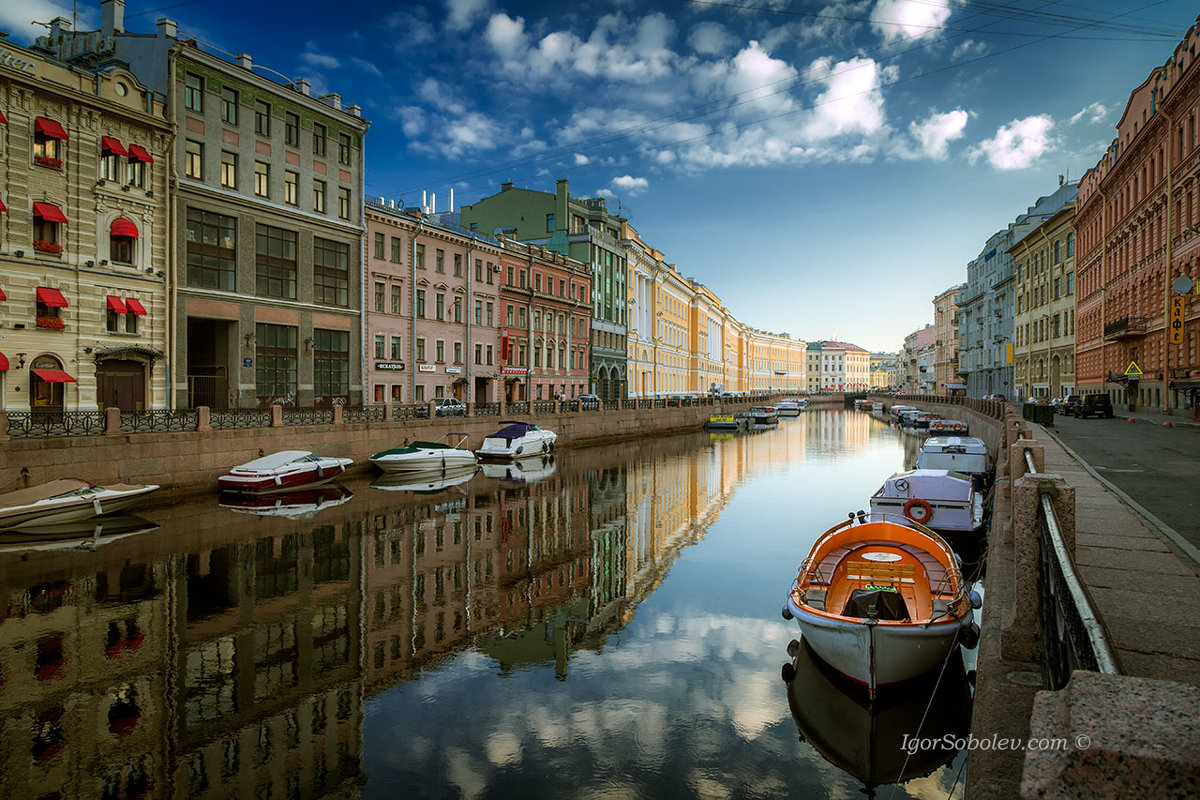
784 637 972 797
371 464 479 494
219 485 354 518
0 513 160 551
481 455 556 485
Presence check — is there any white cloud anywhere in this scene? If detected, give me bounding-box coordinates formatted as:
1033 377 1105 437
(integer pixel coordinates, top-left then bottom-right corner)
445 0 491 32
951 38 989 61
870 0 955 43
574 153 591 166
301 43 341 70
688 21 734 56
483 13 528 59
610 175 650 195
350 57 382 76
1069 102 1108 125
908 108 969 159
0 0 94 43
968 115 1054 169
802 56 894 141
385 8 436 47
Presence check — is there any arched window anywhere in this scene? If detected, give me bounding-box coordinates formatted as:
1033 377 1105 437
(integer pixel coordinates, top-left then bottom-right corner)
110 218 138 265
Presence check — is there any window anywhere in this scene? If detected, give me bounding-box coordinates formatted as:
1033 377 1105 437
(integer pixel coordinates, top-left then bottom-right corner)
454 342 462 363
184 72 203 111
110 225 135 264
475 260 482 281
374 335 384 358
374 282 384 311
255 323 297 404
486 264 494 285
185 140 203 179
535 275 542 293
220 152 237 189
391 385 402 402
285 112 300 146
474 343 482 364
415 244 425 269
546 213 554 232
255 100 271 136
221 87 238 124
519 308 526 327
435 249 445 273
374 233 385 260
338 133 351 165
416 290 425 318
312 180 326 213
508 266 514 285
435 340 445 362
506 305 513 325
415 384 424 402
486 345 493 365
390 237 401 262
435 293 444 320
126 156 146 188
1066 232 1075 258
313 329 350 404
453 253 462 276
453 297 462 323
254 162 269 198
338 187 350 220
313 238 350 306
390 337 402 360
255 224 297 299
313 123 327 156
100 144 122 181
474 300 482 324
1067 272 1075 295
391 285 401 314
186 208 236 291
416 338 426 361
284 171 298 205
486 302 493 326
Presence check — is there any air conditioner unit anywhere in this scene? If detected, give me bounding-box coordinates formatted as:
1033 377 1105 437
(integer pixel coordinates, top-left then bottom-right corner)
492 264 501 272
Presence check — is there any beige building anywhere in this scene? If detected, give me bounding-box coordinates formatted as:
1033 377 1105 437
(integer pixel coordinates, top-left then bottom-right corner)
0 38 170 412
1011 198 1078 401
933 284 965 393
806 340 869 392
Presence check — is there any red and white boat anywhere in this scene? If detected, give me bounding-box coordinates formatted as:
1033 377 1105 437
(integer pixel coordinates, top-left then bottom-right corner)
217 450 353 494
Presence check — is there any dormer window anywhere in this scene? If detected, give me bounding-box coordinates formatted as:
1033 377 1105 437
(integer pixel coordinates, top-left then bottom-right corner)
34 117 68 168
110 218 139 264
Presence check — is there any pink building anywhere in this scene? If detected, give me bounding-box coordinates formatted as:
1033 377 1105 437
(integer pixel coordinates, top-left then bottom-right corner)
364 203 502 404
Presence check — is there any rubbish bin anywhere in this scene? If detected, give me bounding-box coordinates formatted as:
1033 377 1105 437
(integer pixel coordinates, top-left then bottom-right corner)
1033 403 1054 426
1022 403 1034 421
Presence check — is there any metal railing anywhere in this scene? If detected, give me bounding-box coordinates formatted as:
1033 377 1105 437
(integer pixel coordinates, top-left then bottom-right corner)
474 402 501 417
282 408 335 426
506 402 530 415
120 409 198 432
211 409 272 430
391 404 430 421
531 401 556 415
343 406 385 424
6 411 107 437
1024 449 1121 686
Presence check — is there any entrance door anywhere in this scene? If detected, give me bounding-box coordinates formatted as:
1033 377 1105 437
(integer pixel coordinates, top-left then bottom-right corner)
187 317 233 409
96 359 147 411
29 356 69 412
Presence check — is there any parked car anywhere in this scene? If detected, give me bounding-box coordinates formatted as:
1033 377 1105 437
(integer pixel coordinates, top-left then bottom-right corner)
568 394 600 410
433 398 467 416
1059 394 1081 415
1075 393 1115 419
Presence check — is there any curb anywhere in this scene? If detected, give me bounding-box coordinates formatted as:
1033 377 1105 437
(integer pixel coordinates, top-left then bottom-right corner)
1043 428 1200 573
1115 414 1200 430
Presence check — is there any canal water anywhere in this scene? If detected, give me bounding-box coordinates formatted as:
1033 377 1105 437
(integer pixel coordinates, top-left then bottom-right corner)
0 409 974 799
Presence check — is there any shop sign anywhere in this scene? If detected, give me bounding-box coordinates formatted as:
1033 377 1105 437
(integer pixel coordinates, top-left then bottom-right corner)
0 49 37 74
501 366 527 375
375 361 405 371
417 364 436 373
1169 296 1185 344
445 366 461 374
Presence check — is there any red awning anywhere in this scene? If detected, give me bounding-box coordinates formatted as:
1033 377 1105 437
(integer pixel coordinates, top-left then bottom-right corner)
0 110 7 124
0 352 8 371
127 144 153 163
100 136 128 157
125 298 147 315
31 369 76 383
36 287 68 307
33 202 68 224
34 117 69 140
106 295 128 314
110 218 139 238
0 197 6 212
0 287 6 301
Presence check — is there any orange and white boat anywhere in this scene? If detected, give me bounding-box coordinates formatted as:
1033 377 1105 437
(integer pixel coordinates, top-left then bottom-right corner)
783 517 976 695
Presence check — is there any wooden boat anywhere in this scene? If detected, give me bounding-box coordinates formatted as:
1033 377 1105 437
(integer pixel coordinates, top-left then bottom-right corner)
217 450 353 494
475 421 556 460
782 517 975 695
219 485 353 518
869 469 985 534
369 432 477 474
0 479 159 530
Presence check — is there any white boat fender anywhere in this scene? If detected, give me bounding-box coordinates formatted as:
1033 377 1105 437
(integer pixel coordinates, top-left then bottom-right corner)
93 497 104 516
274 474 283 486
316 464 325 479
958 620 980 649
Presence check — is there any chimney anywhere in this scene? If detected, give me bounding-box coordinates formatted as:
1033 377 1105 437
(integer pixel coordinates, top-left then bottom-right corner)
318 93 342 111
346 103 361 117
101 0 125 37
430 193 436 213
500 181 513 192
49 17 72 39
156 18 177 39
293 78 310 96
554 178 568 233
236 52 252 70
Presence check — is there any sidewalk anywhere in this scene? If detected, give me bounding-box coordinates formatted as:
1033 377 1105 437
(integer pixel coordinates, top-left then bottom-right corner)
1114 405 1200 429
1027 423 1200 683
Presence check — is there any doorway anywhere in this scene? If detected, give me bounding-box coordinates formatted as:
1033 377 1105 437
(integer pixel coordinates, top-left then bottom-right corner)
187 317 233 409
96 359 147 411
29 355 72 412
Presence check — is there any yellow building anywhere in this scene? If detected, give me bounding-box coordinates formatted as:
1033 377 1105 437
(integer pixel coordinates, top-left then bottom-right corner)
0 37 171 412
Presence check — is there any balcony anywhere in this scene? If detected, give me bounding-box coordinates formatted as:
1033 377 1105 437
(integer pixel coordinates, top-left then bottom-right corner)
1104 316 1148 340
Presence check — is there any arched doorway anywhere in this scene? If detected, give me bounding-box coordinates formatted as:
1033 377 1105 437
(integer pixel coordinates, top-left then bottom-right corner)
96 358 148 411
29 355 74 413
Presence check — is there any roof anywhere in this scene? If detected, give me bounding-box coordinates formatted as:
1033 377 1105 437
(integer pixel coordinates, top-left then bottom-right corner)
807 340 868 352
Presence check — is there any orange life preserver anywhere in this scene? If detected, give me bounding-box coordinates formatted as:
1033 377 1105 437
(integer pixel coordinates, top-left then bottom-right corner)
903 497 934 524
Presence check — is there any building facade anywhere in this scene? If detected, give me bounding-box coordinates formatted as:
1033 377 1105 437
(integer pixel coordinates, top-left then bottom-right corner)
1075 22 1200 415
903 325 936 392
364 202 503 405
933 284 965 394
459 179 627 400
43 3 372 409
0 36 170 413
805 341 869 392
1010 201 1078 401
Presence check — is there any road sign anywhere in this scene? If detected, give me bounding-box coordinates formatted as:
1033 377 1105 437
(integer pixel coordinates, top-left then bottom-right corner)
1171 276 1194 294
1125 361 1142 377
1170 296 1186 344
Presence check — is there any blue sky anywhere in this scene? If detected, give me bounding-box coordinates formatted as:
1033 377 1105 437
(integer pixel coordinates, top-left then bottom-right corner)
7 0 1198 351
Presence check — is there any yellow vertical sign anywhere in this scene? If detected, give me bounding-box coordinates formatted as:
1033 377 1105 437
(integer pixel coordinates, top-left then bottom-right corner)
1169 295 1186 344
1005 342 1013 364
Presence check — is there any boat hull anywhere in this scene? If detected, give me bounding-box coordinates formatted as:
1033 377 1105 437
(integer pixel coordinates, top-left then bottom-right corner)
370 449 477 474
0 486 160 530
217 462 349 494
786 585 969 689
475 432 556 460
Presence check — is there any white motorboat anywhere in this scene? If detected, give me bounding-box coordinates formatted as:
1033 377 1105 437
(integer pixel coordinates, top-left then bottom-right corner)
0 479 160 530
776 399 802 417
782 517 976 695
217 450 353 494
475 421 557 460
369 432 477 474
481 454 556 485
748 405 779 424
371 464 479 493
869 469 985 534
916 437 993 489
219 485 354 519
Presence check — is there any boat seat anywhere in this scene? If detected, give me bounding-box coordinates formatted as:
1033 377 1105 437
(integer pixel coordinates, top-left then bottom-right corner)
804 588 827 611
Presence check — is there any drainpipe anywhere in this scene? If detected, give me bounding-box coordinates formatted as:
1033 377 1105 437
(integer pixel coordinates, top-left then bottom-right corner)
166 49 178 409
465 239 473 403
411 213 423 402
1162 101 1175 415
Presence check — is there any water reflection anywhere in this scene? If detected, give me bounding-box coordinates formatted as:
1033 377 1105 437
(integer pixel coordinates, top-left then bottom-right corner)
0 409 969 799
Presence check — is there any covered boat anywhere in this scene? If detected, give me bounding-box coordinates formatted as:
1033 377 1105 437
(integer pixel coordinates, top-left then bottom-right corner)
219 485 353 519
869 469 985 534
475 421 557 460
369 432 477 474
916 436 992 490
217 450 353 494
927 418 969 435
0 479 159 530
782 517 974 694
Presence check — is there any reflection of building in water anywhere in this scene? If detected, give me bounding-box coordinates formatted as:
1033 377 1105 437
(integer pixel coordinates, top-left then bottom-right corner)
0 547 170 800
586 465 629 636
804 409 871 454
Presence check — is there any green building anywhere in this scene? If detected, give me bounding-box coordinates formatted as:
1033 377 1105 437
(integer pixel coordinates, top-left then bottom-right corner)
460 179 628 399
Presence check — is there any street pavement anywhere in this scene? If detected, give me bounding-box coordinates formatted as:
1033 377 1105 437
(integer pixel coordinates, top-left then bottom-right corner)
1042 410 1200 553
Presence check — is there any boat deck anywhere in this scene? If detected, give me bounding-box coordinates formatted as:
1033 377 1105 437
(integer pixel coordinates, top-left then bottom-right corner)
804 539 956 622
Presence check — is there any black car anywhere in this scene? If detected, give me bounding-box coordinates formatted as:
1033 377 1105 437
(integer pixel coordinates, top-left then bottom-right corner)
1075 393 1114 419
1060 394 1081 415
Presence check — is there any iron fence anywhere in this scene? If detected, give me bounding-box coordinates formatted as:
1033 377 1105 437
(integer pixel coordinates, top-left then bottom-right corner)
120 410 199 433
6 411 107 437
532 401 556 414
474 402 502 417
211 409 272 430
391 404 430 421
282 408 335 426
506 402 530 415
343 406 386 424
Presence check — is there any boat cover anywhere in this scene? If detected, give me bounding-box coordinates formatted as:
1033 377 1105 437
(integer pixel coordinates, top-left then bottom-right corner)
842 588 910 620
233 451 316 470
921 436 988 455
0 479 96 506
372 441 453 457
488 423 538 444
877 469 973 502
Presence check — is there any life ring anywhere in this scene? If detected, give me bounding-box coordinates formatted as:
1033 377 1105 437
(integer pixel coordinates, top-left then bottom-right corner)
903 498 934 524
